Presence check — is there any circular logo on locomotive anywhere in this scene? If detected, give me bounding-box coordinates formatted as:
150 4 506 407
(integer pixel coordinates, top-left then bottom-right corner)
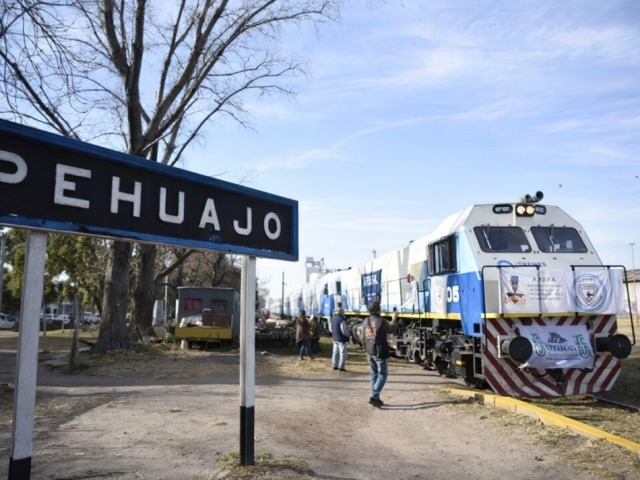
572 273 607 312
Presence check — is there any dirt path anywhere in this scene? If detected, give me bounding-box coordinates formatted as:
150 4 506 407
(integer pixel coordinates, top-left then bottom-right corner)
0 346 634 479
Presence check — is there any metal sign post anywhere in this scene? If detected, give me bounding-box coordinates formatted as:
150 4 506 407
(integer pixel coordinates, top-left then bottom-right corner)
9 231 47 479
239 256 256 465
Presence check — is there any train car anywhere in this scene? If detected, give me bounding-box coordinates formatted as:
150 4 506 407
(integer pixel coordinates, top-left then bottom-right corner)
294 192 635 397
174 286 240 347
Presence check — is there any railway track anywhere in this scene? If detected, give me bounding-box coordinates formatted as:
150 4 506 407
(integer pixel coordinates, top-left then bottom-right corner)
589 394 640 413
451 384 640 448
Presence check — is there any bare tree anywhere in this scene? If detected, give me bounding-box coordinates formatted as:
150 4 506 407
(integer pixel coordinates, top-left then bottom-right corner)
0 0 340 351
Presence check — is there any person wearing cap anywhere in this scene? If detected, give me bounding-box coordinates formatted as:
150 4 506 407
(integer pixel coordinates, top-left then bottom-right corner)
362 301 393 407
330 308 350 371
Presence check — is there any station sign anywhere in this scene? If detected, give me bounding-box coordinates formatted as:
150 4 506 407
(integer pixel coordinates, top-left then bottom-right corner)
0 119 298 260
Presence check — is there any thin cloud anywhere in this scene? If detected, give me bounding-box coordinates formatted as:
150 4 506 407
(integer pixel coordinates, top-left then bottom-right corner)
254 116 432 171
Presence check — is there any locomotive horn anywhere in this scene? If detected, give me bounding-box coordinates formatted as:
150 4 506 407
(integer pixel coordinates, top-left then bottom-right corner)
522 191 544 204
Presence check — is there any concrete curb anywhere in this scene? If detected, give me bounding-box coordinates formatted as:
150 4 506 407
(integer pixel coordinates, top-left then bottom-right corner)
446 388 640 453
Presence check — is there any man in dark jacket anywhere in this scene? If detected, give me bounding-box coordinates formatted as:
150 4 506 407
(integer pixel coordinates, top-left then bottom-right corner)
330 308 350 371
362 301 392 407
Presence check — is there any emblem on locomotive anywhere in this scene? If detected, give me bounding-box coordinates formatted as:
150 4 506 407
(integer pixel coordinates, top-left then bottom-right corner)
572 273 607 312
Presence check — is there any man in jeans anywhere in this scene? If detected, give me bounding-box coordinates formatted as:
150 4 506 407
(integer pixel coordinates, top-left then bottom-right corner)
330 308 350 371
362 301 392 407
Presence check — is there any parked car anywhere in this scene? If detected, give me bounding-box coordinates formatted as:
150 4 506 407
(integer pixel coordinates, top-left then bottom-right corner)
40 313 72 329
55 314 72 325
41 313 56 326
0 312 16 330
82 312 101 325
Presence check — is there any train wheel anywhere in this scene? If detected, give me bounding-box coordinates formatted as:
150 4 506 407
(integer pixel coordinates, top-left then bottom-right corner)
435 357 455 377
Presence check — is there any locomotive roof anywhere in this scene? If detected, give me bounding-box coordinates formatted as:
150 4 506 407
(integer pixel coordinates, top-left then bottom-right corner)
431 202 580 235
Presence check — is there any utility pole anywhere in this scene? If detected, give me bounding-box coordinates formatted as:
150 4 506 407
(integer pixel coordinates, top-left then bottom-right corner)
631 243 637 318
280 272 285 318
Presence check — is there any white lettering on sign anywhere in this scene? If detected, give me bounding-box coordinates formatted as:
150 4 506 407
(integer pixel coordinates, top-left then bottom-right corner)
234 207 252 236
199 199 221 230
0 150 27 184
0 148 286 242
159 187 184 224
111 177 141 217
55 164 91 208
264 212 281 240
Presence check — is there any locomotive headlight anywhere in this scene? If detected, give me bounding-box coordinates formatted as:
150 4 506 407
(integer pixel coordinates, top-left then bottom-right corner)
515 204 535 217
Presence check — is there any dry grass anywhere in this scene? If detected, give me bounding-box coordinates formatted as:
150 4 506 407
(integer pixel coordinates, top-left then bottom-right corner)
0 327 100 352
2 325 639 480
522 320 640 444
212 453 314 480
482 405 640 480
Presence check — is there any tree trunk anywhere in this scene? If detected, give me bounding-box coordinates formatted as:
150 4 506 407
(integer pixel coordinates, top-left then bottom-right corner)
93 241 133 353
133 243 157 332
69 290 81 368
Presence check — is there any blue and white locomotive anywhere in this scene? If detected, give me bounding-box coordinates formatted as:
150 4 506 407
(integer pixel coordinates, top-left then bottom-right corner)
278 192 635 397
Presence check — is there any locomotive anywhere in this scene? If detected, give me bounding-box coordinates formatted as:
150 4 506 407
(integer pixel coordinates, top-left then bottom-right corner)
276 192 635 397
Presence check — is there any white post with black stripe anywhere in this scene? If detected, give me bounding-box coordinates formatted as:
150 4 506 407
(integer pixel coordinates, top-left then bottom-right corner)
239 255 256 465
9 230 47 479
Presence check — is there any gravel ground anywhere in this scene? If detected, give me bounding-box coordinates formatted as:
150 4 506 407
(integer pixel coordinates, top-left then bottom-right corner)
0 342 638 479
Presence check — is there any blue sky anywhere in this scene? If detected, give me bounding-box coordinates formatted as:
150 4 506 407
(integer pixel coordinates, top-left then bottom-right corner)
184 0 640 303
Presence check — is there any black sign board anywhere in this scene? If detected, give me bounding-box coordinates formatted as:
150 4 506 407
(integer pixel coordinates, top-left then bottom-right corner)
0 119 298 260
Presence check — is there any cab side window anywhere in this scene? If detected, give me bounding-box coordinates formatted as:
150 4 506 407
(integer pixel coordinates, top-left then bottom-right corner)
429 235 457 275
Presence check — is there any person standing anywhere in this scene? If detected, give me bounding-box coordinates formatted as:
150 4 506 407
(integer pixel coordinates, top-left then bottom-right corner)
296 310 313 360
330 308 350 371
362 301 392 407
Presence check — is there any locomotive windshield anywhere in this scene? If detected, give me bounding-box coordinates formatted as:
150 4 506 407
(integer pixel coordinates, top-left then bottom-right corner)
530 226 588 253
474 226 531 253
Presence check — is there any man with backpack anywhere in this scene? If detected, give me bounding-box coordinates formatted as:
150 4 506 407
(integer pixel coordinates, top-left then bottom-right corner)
362 301 392 407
